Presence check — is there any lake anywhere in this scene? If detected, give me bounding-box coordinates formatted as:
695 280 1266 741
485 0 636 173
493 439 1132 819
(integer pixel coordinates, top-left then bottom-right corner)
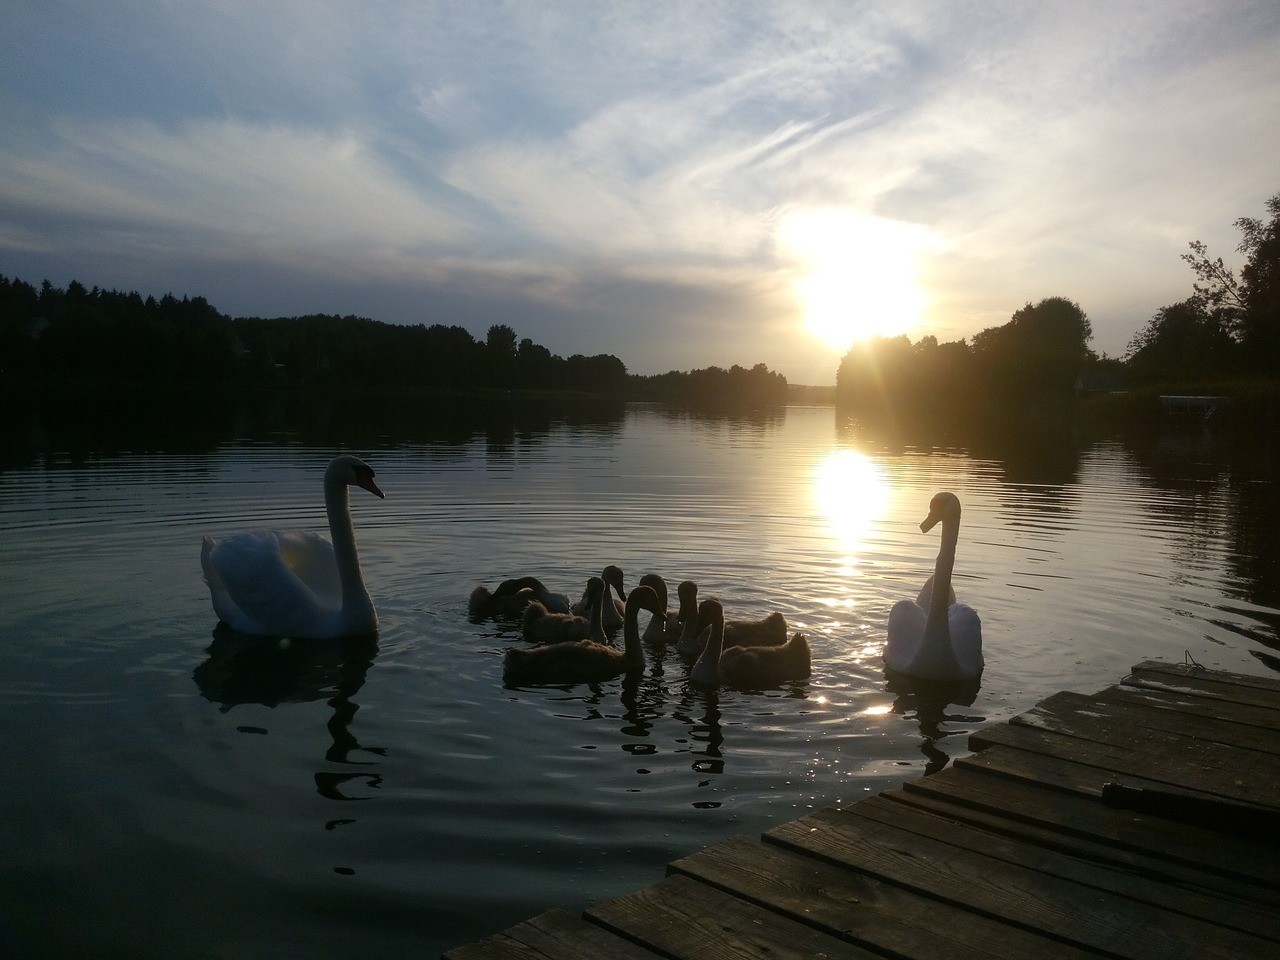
1 395 1277 959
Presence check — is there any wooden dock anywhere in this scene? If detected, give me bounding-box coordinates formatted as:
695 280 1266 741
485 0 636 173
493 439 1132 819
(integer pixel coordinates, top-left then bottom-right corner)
442 660 1280 959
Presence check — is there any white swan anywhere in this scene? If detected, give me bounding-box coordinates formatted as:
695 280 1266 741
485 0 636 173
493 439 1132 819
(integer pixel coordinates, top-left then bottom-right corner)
503 585 664 686
689 598 811 688
201 455 384 640
885 492 983 680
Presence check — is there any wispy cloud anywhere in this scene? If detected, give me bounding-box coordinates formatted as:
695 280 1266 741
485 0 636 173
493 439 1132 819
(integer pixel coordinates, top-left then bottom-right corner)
2 1 1278 380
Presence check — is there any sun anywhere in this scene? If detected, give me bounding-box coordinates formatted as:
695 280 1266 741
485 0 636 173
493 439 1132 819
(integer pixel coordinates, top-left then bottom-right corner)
779 208 934 352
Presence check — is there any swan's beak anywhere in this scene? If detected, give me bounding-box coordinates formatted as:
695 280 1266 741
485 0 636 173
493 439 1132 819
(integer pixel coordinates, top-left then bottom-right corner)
920 508 942 533
358 477 385 499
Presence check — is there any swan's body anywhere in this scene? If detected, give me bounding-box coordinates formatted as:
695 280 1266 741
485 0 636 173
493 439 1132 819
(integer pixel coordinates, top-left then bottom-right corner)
674 580 788 656
503 585 663 686
689 598 811 688
638 573 681 643
885 492 983 681
572 564 626 632
201 455 384 640
470 576 571 619
523 577 607 644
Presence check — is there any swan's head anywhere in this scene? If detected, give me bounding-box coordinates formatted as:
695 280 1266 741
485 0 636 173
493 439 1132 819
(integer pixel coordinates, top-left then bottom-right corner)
638 573 668 606
677 580 698 604
694 597 724 633
627 584 665 618
920 491 961 533
603 564 626 600
584 576 605 604
327 455 385 499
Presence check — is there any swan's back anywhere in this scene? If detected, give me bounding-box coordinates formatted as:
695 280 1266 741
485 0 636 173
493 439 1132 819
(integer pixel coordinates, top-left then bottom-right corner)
202 529 344 637
720 632 811 688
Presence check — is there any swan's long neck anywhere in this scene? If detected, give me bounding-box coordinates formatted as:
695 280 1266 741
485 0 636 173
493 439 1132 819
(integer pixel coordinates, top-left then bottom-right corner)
678 585 700 643
588 582 605 641
924 515 959 644
325 477 373 622
690 611 723 685
622 600 645 669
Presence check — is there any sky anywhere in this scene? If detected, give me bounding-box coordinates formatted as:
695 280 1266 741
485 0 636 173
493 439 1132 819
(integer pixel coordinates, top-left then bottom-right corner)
2 2 1279 385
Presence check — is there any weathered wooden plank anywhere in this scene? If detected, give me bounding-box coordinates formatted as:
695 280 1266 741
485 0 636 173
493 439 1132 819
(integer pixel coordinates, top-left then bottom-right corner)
1125 660 1280 710
1129 659 1280 694
955 742 1225 805
900 763 1280 892
849 793 1280 941
585 872 877 960
441 908 664 960
766 807 1274 960
1093 682 1280 737
970 716 1280 808
1025 688 1280 756
668 833 1096 960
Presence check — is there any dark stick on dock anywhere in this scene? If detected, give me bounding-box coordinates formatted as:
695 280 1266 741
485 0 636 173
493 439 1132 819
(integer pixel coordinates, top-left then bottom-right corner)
443 660 1280 959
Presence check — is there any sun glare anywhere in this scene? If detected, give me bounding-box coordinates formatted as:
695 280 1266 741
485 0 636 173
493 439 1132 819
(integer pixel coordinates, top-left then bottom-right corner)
780 208 934 352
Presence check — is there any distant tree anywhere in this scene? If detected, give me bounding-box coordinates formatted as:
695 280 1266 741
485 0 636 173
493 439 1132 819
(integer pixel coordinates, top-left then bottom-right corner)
1236 192 1280 372
632 361 787 405
971 296 1093 404
835 335 914 415
482 323 519 387
1182 239 1246 330
835 333 980 420
0 274 41 375
485 323 518 356
1179 191 1280 374
516 337 556 387
566 352 628 392
1124 298 1238 384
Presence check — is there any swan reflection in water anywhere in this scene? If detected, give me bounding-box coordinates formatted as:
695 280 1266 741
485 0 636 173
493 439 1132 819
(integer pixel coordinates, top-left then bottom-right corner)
884 669 985 775
192 623 385 801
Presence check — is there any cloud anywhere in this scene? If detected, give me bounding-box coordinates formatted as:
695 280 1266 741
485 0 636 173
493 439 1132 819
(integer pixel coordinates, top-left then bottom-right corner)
2 1 1279 378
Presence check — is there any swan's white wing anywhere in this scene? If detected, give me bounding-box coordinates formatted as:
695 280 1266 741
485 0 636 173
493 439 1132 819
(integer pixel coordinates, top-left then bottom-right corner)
202 529 338 636
885 599 926 673
271 530 342 601
947 602 984 675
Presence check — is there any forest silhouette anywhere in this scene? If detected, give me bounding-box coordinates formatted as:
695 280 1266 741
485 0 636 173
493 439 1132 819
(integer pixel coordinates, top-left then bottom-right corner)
0 276 787 407
2 192 1276 425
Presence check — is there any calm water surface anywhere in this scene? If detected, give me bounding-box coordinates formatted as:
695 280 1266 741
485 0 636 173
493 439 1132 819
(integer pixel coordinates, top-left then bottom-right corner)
1 400 1277 959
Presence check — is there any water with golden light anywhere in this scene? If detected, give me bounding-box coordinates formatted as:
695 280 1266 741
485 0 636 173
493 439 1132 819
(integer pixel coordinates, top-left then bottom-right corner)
1 399 1276 958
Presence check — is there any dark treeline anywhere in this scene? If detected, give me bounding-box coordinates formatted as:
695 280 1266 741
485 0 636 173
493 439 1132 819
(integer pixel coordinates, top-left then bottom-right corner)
838 295 1099 422
837 191 1280 433
630 362 789 407
0 277 787 405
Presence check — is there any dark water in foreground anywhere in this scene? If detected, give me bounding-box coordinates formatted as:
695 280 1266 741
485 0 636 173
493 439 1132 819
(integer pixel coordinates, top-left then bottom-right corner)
0 397 1277 958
